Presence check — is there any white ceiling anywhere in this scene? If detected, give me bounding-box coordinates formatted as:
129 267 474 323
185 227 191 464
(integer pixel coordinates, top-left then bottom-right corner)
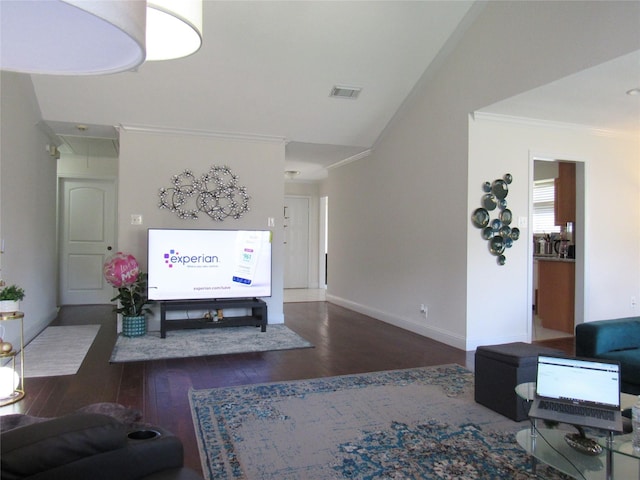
479 49 640 133
26 2 640 181
31 1 475 178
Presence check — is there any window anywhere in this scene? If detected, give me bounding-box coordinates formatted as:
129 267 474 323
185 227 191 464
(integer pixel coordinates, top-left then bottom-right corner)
532 179 560 234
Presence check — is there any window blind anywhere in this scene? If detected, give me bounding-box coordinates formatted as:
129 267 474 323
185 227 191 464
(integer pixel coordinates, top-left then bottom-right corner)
533 179 560 234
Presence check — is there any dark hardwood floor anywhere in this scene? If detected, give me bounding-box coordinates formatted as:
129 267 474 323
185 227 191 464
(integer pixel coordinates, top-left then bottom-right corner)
1 301 574 475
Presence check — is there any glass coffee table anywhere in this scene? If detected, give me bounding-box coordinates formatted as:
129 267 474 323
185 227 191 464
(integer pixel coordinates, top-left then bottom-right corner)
515 384 639 479
597 432 640 480
516 427 608 479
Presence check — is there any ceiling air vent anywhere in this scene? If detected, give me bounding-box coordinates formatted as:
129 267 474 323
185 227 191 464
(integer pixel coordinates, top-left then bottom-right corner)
330 85 362 99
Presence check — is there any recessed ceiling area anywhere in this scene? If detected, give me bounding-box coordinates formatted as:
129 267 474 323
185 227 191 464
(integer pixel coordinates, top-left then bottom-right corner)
39 120 119 157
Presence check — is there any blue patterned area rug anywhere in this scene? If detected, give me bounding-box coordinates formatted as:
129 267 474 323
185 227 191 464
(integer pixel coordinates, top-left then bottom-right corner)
189 365 571 479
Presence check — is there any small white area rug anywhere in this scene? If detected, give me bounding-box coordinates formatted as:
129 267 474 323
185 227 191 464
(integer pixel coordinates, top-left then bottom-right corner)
110 324 313 363
18 325 100 377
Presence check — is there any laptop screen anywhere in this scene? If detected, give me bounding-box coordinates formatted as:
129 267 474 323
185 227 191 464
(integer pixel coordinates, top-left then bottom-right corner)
536 355 620 408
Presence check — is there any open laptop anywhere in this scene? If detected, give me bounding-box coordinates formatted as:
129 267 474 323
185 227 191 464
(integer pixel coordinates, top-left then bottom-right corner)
528 355 623 432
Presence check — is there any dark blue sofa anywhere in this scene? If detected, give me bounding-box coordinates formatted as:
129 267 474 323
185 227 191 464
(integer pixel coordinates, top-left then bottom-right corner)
575 317 640 394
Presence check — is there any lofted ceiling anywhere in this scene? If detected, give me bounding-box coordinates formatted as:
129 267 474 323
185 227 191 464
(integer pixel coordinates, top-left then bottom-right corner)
26 2 639 181
32 1 476 178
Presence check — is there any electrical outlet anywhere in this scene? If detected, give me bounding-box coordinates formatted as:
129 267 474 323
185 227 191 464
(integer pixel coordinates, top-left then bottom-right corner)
130 214 143 225
632 296 637 309
420 304 428 318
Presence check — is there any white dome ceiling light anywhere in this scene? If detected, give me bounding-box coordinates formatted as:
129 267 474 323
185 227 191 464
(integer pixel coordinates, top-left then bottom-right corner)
0 0 146 75
146 0 203 61
0 0 203 75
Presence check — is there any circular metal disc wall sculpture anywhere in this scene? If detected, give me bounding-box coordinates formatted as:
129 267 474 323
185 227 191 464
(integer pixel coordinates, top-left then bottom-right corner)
158 166 250 221
471 173 520 265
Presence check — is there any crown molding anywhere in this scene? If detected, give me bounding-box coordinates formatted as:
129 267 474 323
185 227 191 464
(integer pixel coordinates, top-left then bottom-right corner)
327 148 373 171
116 123 287 145
471 111 635 139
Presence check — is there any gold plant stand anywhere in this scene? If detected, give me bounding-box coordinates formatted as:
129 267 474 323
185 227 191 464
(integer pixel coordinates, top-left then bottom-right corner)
0 311 25 406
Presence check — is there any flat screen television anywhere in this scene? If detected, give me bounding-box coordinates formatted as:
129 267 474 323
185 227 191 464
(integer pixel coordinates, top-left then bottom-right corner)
147 228 272 301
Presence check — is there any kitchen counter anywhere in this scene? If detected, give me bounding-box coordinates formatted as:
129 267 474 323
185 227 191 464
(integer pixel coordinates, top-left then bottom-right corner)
534 255 575 263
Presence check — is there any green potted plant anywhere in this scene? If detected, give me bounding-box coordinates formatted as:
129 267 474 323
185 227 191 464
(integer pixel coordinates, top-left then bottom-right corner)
0 285 25 314
111 273 153 337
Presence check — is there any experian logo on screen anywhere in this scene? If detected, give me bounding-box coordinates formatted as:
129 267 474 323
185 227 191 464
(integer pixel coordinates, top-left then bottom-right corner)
163 249 220 268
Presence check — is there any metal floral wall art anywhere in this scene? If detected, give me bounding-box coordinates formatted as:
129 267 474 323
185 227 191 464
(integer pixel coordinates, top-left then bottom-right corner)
158 166 250 221
471 173 520 266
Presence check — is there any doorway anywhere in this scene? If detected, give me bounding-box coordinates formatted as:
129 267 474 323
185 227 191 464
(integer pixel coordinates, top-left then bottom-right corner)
282 194 328 303
531 158 584 341
58 177 117 305
284 196 310 288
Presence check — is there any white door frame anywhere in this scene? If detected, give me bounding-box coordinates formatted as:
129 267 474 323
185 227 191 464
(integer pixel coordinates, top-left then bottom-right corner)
528 152 586 340
284 195 319 289
319 196 328 288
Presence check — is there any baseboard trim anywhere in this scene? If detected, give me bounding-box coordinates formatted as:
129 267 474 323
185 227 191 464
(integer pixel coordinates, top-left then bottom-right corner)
325 294 467 351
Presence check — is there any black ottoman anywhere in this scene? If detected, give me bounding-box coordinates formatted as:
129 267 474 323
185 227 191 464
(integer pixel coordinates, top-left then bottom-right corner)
474 342 563 421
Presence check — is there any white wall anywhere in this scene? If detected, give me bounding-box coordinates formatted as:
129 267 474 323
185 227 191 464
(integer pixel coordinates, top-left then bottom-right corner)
285 182 319 198
466 115 532 348
468 116 640 348
117 128 286 325
0 72 59 346
57 152 118 178
534 161 558 182
327 1 640 350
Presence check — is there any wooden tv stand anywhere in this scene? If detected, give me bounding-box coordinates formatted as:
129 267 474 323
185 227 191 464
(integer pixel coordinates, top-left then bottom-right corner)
160 298 267 338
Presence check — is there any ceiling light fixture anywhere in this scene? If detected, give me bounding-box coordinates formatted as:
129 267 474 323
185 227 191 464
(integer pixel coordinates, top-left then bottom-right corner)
0 0 146 75
284 170 301 180
146 0 203 61
626 88 640 96
0 0 203 75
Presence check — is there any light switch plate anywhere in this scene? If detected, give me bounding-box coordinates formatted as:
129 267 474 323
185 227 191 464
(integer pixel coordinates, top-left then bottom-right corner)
518 216 528 228
131 214 143 225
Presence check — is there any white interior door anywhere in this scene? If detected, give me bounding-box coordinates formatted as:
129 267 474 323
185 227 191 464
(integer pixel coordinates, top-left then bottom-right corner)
59 178 116 305
284 196 310 288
